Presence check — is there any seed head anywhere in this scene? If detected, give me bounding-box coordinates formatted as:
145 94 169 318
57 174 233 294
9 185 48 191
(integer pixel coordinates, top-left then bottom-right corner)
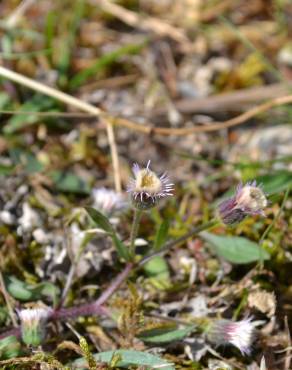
92 187 128 216
207 317 256 355
19 307 52 346
127 160 174 210
218 181 267 225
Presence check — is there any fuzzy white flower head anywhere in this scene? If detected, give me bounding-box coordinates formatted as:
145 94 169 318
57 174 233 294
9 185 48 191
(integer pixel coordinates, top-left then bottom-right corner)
208 317 256 355
19 307 52 346
218 181 268 225
92 187 128 216
127 160 174 210
236 181 267 214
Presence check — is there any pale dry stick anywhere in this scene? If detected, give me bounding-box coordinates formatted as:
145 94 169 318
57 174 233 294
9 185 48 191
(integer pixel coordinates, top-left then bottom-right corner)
5 0 36 28
0 65 121 192
96 0 188 44
284 316 291 370
102 118 122 192
2 66 292 138
0 267 17 327
207 346 246 370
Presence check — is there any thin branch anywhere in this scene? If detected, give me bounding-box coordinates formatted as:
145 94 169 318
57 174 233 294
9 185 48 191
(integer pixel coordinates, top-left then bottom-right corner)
1 66 292 137
0 327 20 340
139 219 219 266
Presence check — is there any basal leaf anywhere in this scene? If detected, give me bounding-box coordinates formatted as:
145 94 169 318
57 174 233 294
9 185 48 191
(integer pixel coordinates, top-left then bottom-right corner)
4 276 60 302
201 232 270 264
0 336 22 360
138 325 195 344
4 94 57 134
50 170 91 194
72 349 175 370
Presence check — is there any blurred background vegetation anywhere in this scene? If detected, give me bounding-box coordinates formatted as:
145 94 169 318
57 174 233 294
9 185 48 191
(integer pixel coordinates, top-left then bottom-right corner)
0 0 292 369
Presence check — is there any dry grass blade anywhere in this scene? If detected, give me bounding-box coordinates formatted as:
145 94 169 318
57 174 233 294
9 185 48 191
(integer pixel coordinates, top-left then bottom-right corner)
96 0 188 44
1 65 292 141
0 66 121 192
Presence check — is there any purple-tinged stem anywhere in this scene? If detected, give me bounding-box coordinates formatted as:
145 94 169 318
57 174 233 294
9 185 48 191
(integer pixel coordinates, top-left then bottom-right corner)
52 262 133 320
52 303 108 320
0 327 20 340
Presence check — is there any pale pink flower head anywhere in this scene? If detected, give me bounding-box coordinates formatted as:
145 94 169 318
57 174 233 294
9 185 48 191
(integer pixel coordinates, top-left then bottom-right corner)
218 181 268 225
18 307 52 346
127 160 174 210
207 317 256 355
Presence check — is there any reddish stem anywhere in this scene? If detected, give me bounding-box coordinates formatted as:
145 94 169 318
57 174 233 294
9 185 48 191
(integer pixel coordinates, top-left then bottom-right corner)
0 263 134 341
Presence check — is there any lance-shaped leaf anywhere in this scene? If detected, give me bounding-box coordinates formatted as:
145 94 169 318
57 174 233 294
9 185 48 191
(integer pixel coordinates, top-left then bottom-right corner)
201 232 270 264
72 349 175 370
85 207 130 261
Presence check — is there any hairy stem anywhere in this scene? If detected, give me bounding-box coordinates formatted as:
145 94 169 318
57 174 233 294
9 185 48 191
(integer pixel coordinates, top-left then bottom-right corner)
129 209 142 257
139 219 219 266
0 220 218 340
53 262 133 319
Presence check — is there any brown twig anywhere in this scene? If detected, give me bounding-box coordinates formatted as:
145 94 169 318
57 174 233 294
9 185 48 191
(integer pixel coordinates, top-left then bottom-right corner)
154 82 292 115
1 66 292 139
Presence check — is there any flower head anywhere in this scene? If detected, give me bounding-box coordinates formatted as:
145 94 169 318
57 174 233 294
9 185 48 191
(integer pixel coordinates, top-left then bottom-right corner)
218 181 267 225
19 307 52 346
92 187 128 216
127 160 174 210
207 317 256 355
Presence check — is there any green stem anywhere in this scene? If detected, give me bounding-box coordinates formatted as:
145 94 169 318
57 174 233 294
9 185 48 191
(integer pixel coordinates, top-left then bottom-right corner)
139 219 220 266
129 209 142 257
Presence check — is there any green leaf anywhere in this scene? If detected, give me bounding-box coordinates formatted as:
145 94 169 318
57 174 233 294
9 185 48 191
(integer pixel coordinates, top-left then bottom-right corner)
0 336 22 360
50 170 91 194
143 256 170 279
72 349 175 370
9 148 44 174
201 232 270 264
85 207 130 261
0 92 11 110
255 170 292 194
154 220 169 251
69 42 146 89
4 94 57 134
4 275 60 302
138 325 195 344
0 163 14 176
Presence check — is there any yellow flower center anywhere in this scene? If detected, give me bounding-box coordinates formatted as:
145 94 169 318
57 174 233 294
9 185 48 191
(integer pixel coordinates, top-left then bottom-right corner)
135 169 162 194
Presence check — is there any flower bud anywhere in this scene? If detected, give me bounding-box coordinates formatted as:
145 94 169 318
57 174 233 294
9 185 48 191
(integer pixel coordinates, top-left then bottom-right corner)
19 307 52 346
127 160 174 210
207 317 256 355
218 181 267 225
